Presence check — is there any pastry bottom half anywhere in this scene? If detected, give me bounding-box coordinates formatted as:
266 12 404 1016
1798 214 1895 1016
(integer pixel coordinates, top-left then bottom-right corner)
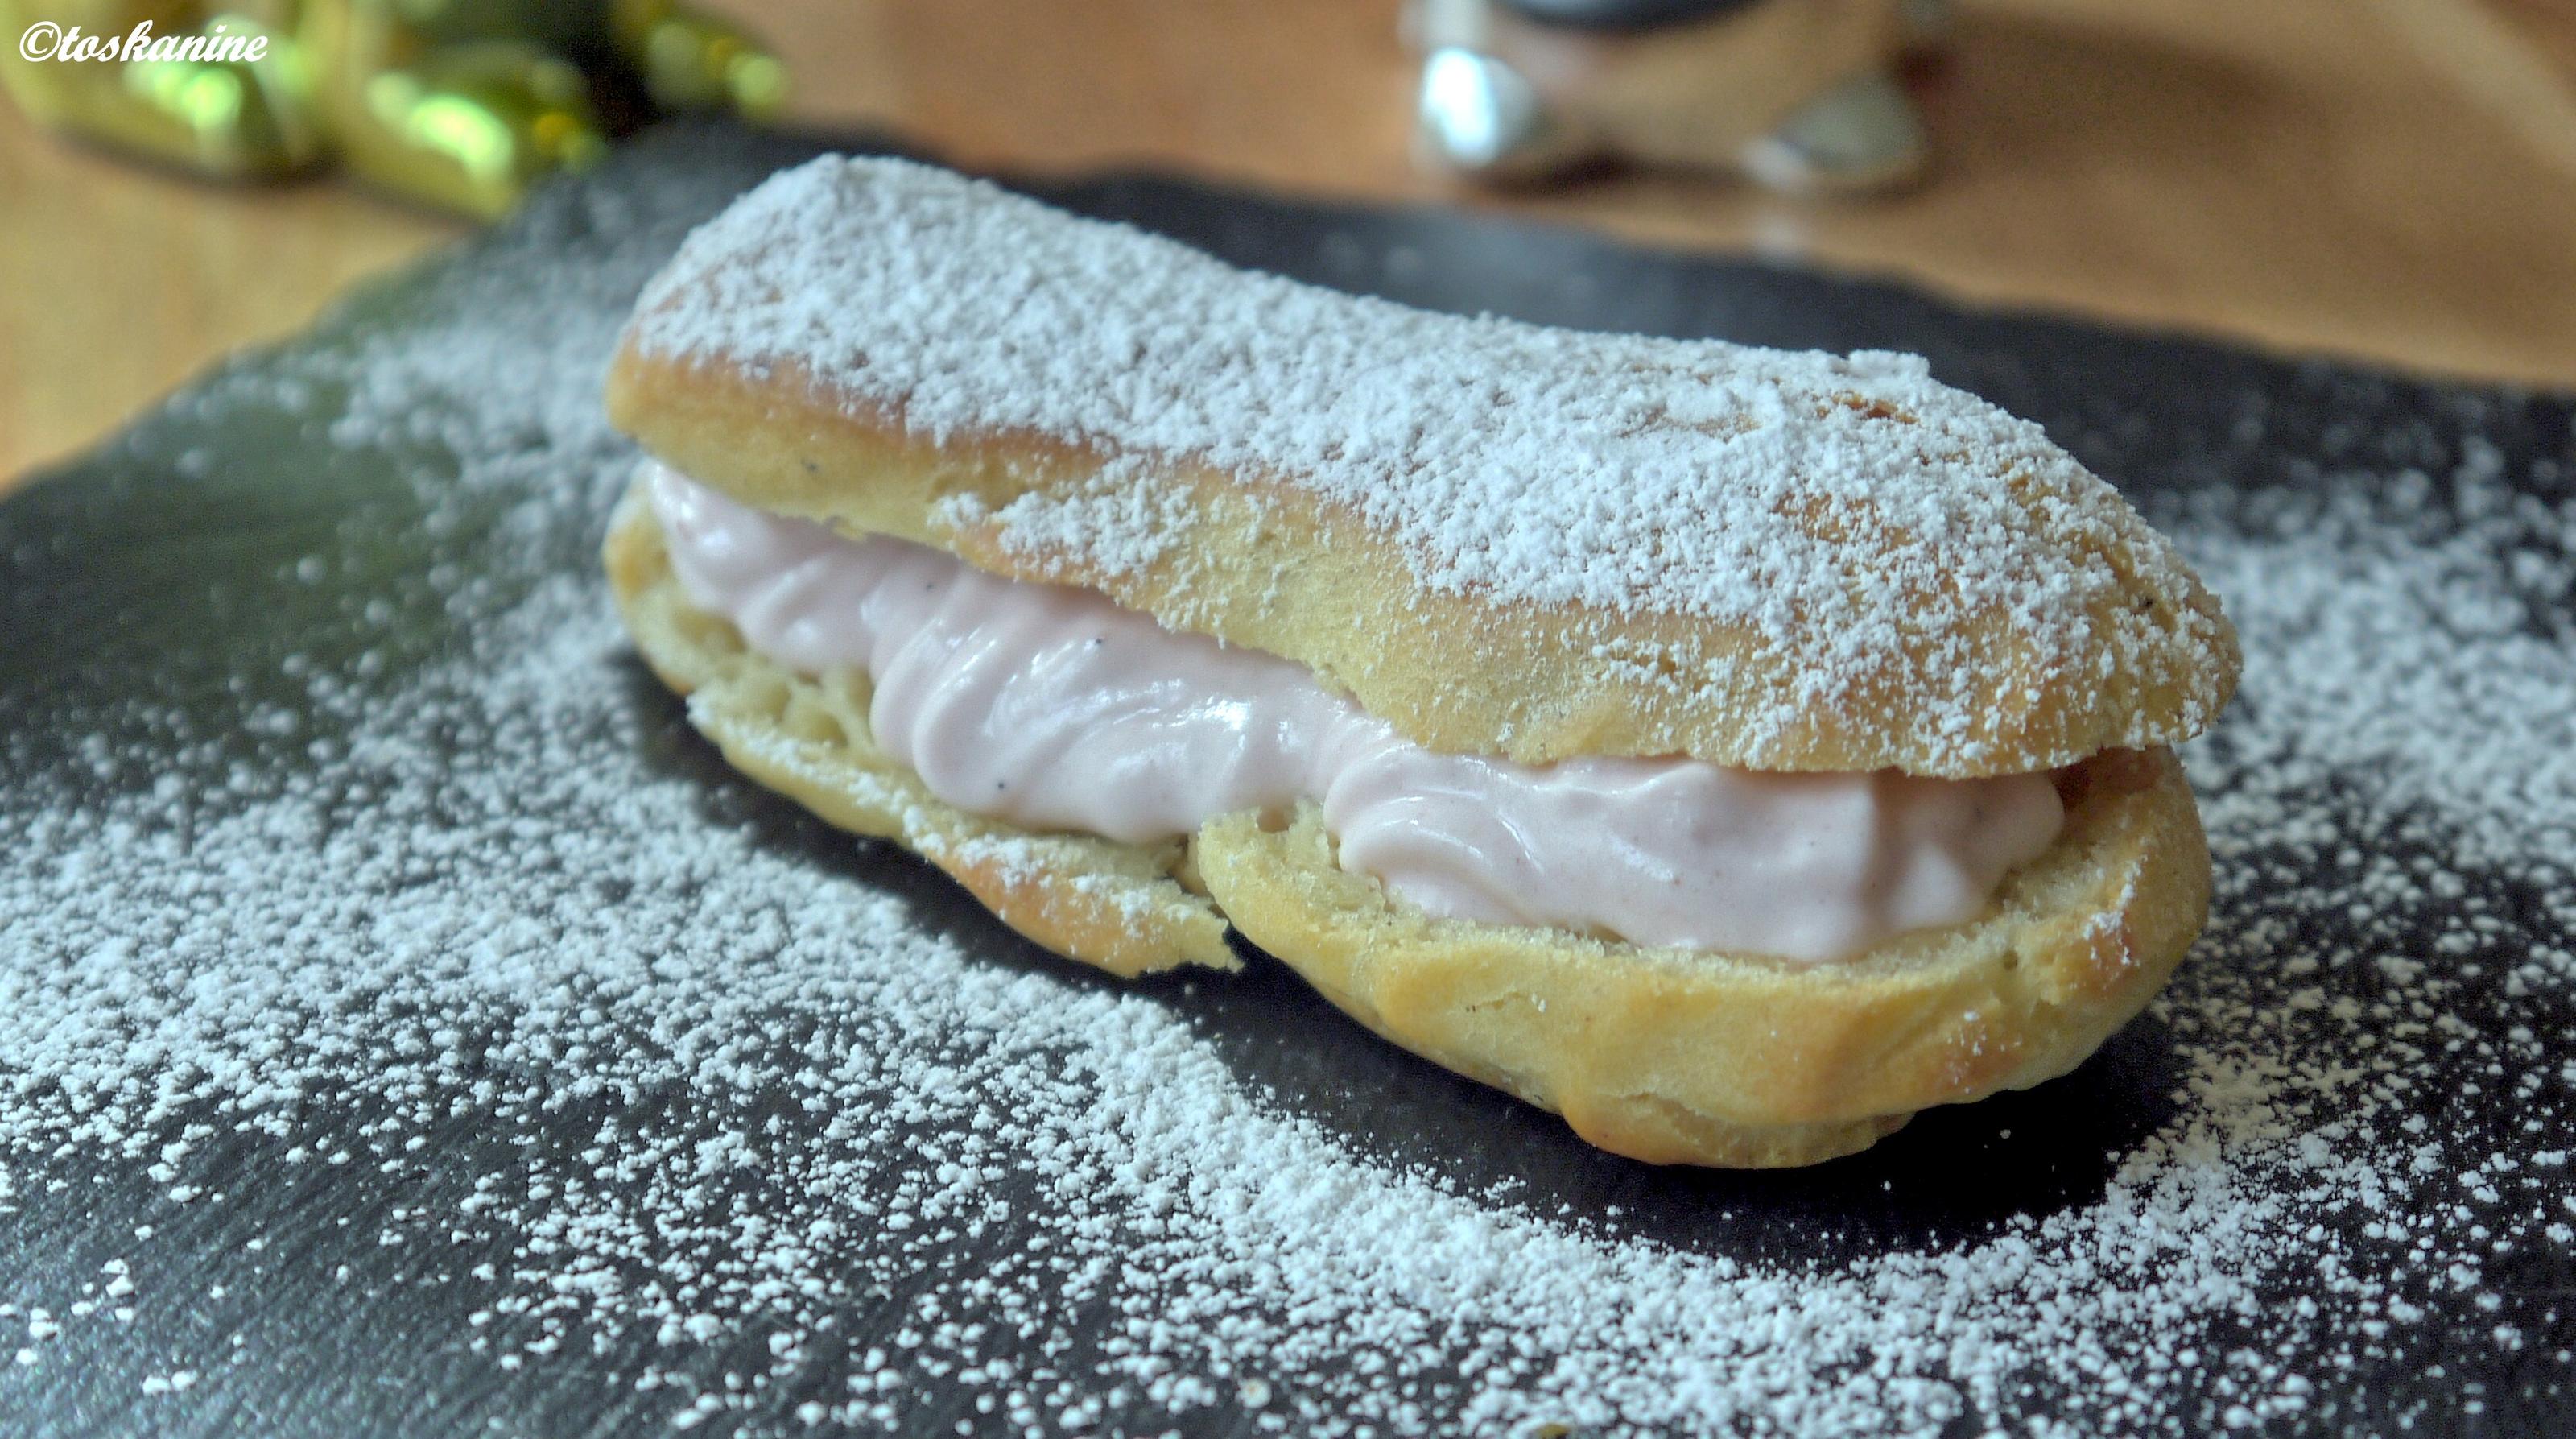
605 483 2213 1169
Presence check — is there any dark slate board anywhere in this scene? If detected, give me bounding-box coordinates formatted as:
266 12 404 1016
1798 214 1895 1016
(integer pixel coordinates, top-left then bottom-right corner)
1 122 2570 1437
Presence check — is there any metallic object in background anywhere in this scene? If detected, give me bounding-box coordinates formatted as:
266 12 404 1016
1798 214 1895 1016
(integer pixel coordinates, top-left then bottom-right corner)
0 0 782 217
0 2 322 178
1408 0 1934 192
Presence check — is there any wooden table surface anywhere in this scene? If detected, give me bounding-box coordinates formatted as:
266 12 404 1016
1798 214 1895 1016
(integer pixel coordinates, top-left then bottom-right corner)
6 0 2576 488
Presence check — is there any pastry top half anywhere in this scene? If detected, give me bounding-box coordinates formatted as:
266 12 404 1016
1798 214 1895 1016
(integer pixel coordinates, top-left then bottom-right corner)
608 156 2240 778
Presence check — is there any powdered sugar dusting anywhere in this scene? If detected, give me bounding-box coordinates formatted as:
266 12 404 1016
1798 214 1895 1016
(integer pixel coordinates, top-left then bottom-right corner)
624 157 2235 768
1 140 2570 1434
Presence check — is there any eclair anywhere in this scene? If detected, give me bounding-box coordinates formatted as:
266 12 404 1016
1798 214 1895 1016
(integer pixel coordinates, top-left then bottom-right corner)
601 156 2240 1168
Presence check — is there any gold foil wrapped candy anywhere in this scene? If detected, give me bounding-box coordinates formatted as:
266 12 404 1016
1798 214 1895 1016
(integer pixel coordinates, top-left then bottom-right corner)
2 0 783 217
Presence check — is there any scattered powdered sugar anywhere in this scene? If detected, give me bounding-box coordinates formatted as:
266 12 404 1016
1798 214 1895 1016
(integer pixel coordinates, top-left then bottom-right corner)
1 141 2570 1435
625 157 2234 767
2182 444 2576 879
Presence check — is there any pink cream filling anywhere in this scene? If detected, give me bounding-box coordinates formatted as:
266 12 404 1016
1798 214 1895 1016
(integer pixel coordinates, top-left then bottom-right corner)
645 462 2064 963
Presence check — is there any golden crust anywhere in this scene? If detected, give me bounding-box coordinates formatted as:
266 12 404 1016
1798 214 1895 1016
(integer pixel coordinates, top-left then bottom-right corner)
607 484 2210 1168
605 349 2240 779
1194 747 2205 1167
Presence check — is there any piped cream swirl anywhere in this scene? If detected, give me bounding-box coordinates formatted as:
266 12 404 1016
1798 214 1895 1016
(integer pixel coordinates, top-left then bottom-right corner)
646 462 2064 962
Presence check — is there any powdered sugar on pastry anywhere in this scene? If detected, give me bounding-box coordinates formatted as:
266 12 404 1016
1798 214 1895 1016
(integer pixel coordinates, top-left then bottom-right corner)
620 155 2237 775
649 461 2064 961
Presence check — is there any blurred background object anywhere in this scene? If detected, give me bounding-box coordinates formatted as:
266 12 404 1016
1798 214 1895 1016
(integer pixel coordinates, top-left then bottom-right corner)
1406 0 1936 192
6 0 2576 482
0 0 781 217
0 2 320 180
